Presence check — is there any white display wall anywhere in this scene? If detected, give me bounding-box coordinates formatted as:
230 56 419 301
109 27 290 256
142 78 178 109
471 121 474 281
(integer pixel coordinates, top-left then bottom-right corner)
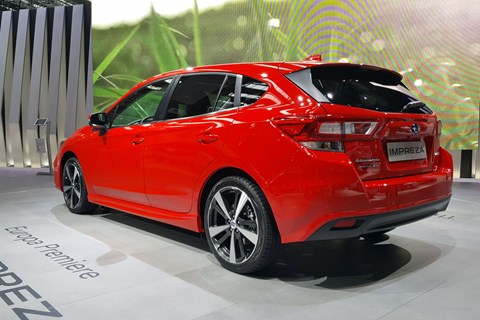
0 4 93 168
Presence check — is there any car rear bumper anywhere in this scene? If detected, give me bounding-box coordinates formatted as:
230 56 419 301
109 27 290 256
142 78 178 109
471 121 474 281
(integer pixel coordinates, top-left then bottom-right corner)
263 147 453 244
306 196 450 240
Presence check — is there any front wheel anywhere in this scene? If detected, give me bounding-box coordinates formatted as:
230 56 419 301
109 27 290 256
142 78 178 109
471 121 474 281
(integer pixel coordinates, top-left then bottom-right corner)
204 176 280 274
62 157 98 214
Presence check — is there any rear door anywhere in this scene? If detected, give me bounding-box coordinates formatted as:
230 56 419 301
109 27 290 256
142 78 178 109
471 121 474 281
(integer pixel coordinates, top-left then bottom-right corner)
143 73 239 213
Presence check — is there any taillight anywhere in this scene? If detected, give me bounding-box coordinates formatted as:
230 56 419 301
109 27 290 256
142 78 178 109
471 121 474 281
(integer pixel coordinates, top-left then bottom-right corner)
437 120 442 137
432 151 441 171
272 116 378 152
432 120 442 171
318 121 378 136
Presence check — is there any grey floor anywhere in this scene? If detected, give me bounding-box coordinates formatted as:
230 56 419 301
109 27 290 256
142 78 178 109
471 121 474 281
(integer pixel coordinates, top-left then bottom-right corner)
0 168 479 320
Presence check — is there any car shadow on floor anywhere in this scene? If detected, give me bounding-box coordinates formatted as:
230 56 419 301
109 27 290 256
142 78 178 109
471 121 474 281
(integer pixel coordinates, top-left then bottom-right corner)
255 238 409 288
55 204 443 289
99 208 210 252
101 209 443 288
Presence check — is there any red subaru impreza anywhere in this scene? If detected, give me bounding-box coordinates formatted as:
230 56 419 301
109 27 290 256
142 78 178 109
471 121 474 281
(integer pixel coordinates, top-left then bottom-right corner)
54 57 453 273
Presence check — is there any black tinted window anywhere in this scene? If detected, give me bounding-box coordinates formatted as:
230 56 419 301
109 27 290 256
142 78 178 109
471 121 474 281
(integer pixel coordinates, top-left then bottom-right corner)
111 79 171 127
165 74 232 120
288 66 431 114
313 78 426 113
240 77 268 106
213 76 236 111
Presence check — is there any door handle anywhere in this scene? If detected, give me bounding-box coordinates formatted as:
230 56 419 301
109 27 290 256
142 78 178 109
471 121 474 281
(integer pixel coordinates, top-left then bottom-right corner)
132 135 145 145
198 132 219 144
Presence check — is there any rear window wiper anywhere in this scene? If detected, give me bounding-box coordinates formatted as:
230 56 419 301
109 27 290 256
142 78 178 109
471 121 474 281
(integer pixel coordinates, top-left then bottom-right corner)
401 101 432 114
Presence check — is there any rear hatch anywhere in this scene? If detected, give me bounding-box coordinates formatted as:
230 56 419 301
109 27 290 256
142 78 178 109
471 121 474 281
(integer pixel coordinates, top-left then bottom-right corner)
286 64 442 180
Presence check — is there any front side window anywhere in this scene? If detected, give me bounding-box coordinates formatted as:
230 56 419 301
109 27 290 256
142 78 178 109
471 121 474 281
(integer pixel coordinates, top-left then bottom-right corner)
164 74 235 120
110 79 171 127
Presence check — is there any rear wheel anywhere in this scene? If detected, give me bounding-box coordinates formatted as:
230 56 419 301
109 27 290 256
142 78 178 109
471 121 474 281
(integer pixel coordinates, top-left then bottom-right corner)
62 157 98 214
204 176 280 274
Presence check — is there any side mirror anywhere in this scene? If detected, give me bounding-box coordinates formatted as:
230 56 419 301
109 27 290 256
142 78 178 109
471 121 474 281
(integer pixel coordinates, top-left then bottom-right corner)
89 112 108 134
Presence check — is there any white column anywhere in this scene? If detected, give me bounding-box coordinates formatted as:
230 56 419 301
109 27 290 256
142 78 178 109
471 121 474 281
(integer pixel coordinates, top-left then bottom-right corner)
8 9 30 167
47 6 67 157
27 8 49 168
0 11 13 167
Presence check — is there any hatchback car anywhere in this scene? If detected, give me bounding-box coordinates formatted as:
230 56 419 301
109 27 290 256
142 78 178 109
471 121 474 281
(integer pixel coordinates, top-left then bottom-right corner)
54 56 453 273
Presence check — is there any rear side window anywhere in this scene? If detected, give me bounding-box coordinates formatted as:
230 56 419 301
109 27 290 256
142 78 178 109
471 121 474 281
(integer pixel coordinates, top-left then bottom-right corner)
287 65 432 114
213 76 236 112
164 74 235 120
240 76 268 106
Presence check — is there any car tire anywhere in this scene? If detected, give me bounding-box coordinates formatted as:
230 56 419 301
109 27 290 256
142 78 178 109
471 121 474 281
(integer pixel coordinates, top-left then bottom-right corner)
62 157 98 214
204 176 280 274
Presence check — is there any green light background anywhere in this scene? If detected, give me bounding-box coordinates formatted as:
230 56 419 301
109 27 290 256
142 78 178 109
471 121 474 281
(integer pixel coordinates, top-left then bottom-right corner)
93 0 480 150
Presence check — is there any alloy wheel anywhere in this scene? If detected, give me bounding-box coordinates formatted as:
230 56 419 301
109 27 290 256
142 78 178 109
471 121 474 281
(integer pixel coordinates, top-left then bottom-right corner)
63 160 82 210
207 186 259 264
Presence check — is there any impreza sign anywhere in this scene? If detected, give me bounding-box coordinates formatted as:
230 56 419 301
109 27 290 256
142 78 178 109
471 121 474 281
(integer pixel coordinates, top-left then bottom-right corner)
387 141 427 162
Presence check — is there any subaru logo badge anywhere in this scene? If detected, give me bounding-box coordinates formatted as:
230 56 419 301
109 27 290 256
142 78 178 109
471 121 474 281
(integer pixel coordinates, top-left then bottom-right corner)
411 123 420 135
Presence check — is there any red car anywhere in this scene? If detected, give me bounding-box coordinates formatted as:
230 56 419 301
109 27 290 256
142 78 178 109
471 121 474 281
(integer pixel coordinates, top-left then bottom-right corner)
54 57 453 273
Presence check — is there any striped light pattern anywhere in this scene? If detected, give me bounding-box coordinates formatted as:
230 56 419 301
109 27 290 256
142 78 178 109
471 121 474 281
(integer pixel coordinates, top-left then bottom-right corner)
0 4 93 167
256 0 479 150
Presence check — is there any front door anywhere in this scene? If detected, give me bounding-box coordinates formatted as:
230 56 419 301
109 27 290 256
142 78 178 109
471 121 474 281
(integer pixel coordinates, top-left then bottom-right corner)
90 79 172 205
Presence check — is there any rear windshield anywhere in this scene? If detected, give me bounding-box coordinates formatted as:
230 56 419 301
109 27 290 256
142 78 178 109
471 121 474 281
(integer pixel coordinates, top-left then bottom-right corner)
286 65 432 114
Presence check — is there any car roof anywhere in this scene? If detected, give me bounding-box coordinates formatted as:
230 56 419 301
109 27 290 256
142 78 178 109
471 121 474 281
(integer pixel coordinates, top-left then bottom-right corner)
144 61 299 81
144 61 401 83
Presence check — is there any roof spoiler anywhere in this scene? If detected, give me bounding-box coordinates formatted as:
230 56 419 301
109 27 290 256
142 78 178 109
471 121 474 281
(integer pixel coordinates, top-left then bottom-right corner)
304 54 322 62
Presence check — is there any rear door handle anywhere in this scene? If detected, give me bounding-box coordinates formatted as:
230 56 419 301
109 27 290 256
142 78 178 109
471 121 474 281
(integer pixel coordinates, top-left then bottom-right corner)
132 135 145 145
198 132 219 144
